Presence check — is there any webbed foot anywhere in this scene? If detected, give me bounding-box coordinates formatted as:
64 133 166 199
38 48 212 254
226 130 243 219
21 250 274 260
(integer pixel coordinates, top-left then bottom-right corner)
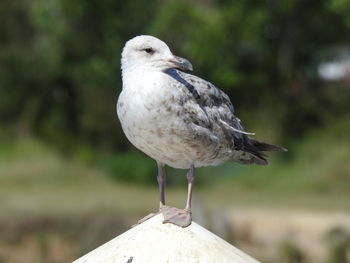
161 206 192 228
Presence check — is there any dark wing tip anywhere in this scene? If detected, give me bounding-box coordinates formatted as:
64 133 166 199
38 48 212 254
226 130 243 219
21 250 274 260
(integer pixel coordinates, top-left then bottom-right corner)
250 139 287 153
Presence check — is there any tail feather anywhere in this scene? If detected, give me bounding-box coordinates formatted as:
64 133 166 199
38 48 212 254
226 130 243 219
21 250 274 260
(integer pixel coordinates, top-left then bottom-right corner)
233 135 286 166
236 138 286 166
240 139 268 165
250 139 287 152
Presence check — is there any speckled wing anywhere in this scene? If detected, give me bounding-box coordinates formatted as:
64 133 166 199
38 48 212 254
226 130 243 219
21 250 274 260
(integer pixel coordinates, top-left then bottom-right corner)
164 68 268 165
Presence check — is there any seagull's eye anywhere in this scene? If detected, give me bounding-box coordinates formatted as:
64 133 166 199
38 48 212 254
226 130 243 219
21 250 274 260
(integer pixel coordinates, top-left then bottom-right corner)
143 48 154 54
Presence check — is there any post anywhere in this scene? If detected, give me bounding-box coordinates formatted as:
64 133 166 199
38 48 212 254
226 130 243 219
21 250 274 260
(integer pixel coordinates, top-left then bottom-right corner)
73 214 260 263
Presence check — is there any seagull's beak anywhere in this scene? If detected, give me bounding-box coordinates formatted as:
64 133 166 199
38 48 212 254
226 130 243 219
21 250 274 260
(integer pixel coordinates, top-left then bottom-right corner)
168 56 193 71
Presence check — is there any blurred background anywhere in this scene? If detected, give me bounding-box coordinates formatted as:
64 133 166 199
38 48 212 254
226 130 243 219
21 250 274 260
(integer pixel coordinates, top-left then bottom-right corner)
0 0 350 262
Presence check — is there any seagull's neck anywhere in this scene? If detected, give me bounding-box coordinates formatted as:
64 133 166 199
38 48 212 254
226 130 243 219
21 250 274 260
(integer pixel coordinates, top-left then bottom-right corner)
121 66 163 85
122 68 144 84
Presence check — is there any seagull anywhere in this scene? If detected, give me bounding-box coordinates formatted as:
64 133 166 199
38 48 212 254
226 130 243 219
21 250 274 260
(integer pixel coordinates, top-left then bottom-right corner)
117 35 286 227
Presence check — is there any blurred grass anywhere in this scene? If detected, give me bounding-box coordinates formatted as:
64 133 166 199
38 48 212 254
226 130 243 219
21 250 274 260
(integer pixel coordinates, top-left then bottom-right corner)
0 138 183 218
0 114 349 218
224 113 350 195
0 117 349 263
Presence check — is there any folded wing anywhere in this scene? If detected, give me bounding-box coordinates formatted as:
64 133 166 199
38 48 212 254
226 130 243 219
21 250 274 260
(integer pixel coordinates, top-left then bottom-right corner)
164 68 286 165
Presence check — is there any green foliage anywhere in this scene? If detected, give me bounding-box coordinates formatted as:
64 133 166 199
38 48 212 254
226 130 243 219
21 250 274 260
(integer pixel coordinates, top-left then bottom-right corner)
1 0 350 187
102 152 157 184
1 0 350 150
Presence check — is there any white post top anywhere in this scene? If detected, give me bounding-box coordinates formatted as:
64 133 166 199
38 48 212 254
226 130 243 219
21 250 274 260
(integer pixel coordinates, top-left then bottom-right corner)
73 213 260 263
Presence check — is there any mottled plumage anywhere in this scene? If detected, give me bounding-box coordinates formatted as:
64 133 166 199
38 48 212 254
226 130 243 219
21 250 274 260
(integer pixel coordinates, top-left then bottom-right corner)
163 68 274 166
117 35 286 227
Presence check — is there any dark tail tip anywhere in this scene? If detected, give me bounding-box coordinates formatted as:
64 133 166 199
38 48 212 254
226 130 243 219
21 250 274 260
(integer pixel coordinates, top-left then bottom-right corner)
250 139 287 152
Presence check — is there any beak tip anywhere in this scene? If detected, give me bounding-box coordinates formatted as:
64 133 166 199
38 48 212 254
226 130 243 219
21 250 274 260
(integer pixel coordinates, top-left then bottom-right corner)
182 59 193 72
170 56 193 72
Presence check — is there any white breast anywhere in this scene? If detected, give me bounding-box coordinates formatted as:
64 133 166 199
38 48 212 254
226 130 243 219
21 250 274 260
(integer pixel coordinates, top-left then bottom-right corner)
117 71 196 169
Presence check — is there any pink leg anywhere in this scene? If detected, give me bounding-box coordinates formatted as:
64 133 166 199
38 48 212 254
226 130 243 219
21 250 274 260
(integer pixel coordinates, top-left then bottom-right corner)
185 164 195 211
157 162 166 209
136 161 166 225
162 164 195 228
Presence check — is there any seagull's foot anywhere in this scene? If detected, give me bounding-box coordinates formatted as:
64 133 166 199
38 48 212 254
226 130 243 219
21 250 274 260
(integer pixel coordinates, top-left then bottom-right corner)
161 206 192 228
133 212 160 227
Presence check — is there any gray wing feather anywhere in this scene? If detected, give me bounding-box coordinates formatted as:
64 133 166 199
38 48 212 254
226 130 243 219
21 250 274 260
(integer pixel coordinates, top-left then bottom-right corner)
164 68 269 165
174 70 251 138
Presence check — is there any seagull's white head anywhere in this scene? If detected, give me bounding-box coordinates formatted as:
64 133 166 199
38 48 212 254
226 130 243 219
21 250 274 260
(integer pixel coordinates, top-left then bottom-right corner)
121 35 193 74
